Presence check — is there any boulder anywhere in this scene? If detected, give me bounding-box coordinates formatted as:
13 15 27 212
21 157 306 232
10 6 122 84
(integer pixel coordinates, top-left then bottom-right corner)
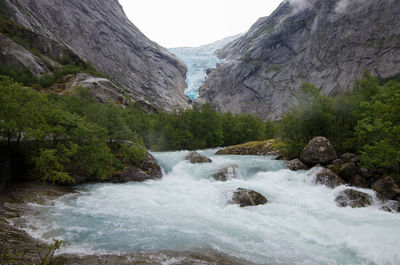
338 162 359 182
335 189 373 208
231 188 268 207
286 159 308 171
359 168 373 179
140 152 163 179
341 153 357 163
348 175 369 189
371 177 400 199
350 156 361 164
212 165 240 182
215 140 280 156
185 151 212 164
331 159 344 166
117 167 151 182
300 137 337 166
315 169 345 188
379 200 400 213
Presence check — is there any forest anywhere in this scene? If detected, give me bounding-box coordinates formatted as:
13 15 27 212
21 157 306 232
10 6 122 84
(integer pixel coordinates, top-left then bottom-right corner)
1 71 399 183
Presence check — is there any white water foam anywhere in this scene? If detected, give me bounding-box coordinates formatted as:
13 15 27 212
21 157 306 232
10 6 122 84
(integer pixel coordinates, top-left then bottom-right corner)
19 149 400 264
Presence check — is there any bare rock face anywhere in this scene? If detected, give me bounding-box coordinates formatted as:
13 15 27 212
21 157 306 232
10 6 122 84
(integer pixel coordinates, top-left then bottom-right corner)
371 177 400 200
197 0 400 120
300 137 337 166
335 189 373 208
231 188 268 207
4 0 189 111
185 151 212 164
315 169 345 189
0 34 50 76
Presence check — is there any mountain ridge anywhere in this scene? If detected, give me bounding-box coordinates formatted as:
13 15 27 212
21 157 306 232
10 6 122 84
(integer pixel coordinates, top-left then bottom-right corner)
2 0 189 111
198 0 400 120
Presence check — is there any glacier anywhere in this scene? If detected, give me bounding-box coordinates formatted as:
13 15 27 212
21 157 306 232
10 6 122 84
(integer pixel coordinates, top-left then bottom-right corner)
169 35 240 101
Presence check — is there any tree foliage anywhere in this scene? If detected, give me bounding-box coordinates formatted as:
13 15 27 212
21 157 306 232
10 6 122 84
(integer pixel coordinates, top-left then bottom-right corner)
279 71 400 171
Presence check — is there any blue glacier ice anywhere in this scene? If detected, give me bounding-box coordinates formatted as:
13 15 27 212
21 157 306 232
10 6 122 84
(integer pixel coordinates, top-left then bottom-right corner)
169 35 240 101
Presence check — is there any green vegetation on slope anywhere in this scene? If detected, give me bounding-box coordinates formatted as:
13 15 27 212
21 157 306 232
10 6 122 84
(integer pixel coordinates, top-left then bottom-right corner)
279 71 400 171
0 16 106 88
0 74 276 183
0 76 145 184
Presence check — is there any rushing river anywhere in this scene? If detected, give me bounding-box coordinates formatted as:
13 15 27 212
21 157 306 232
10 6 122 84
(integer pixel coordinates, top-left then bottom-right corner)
22 149 400 265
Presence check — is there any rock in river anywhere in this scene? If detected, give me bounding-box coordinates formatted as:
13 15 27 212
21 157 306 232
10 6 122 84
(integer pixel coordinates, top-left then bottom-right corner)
286 159 308 171
185 151 212 164
231 188 268 207
212 165 240 181
315 169 345 189
335 189 373 208
300 137 337 166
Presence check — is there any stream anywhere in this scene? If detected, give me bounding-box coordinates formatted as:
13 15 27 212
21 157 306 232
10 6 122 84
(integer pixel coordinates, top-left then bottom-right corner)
20 149 400 265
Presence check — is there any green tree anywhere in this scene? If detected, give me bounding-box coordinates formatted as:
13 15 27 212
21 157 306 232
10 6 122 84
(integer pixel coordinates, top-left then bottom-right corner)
0 76 45 148
356 81 400 168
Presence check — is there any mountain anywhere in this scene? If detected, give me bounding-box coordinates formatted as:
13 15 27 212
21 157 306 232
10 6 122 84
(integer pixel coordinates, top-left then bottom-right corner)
169 34 241 100
2 0 189 111
197 0 400 120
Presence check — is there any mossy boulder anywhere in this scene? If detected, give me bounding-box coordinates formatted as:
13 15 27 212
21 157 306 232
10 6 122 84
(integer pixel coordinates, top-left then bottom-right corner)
216 139 283 156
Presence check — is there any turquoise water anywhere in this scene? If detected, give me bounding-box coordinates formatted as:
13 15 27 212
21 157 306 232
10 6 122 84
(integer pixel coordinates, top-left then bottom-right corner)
23 149 400 264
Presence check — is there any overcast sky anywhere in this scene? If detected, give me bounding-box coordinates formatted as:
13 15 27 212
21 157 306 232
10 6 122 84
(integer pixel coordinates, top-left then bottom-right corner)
119 0 283 48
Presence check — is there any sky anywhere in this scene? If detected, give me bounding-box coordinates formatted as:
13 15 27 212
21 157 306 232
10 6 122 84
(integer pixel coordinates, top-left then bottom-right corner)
119 0 283 48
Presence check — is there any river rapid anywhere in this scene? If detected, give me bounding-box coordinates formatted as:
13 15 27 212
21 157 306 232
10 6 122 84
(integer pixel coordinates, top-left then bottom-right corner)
20 149 400 265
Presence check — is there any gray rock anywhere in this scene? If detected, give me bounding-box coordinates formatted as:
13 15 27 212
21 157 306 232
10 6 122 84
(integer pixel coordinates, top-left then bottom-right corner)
0 34 50 76
286 159 308 171
338 162 359 182
378 199 400 213
300 137 337 166
118 167 151 182
4 0 189 112
350 156 361 164
57 73 126 104
335 189 373 208
359 168 373 179
371 177 400 199
331 159 344 166
139 152 163 179
185 151 212 164
341 153 357 163
197 0 400 120
231 188 268 207
315 169 345 189
212 165 240 181
348 175 369 189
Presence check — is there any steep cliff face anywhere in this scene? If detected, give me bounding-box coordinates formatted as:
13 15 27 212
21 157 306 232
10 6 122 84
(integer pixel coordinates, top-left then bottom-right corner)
4 0 189 111
198 0 400 120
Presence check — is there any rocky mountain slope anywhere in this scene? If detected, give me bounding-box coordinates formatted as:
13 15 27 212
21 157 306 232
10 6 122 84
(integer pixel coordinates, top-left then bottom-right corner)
198 0 400 120
2 0 189 111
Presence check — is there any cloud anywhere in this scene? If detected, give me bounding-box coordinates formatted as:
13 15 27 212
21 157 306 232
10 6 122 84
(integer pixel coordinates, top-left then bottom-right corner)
286 0 313 12
335 0 373 13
